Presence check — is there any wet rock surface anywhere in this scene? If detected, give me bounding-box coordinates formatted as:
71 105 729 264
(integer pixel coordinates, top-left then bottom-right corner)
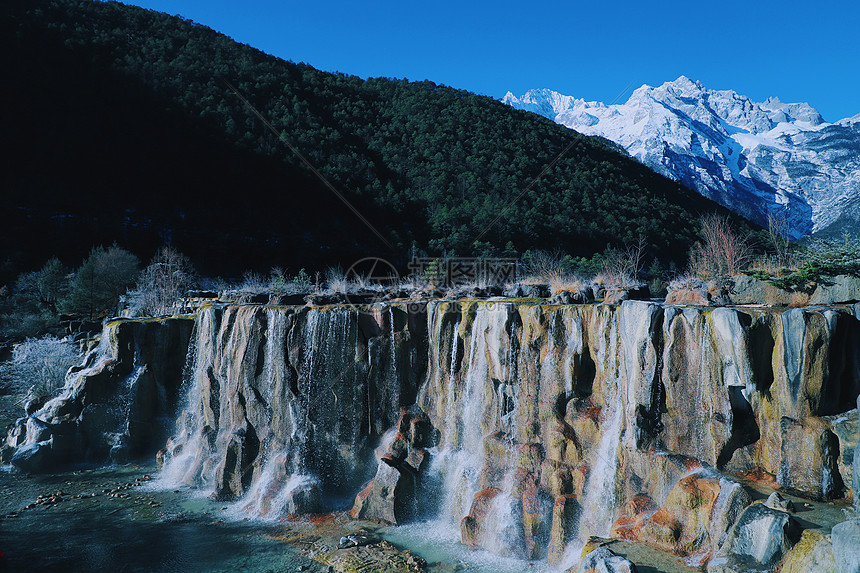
350 407 434 525
707 502 801 572
3 317 194 472
831 518 860 573
576 545 638 572
779 529 836 573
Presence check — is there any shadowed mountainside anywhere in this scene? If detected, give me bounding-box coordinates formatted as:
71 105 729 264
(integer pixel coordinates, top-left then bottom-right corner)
2 0 750 278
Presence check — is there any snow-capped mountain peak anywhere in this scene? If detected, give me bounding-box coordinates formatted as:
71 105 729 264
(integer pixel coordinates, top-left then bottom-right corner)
504 77 858 238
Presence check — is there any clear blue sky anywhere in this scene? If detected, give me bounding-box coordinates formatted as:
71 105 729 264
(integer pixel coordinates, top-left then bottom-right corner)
125 0 858 122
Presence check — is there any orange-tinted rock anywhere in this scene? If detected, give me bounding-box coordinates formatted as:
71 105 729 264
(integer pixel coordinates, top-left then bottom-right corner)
548 495 579 564
639 473 722 556
460 487 502 549
611 495 657 541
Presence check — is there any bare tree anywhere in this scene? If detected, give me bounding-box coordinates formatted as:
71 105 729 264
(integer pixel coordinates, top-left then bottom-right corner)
688 214 751 283
767 212 792 269
127 247 197 317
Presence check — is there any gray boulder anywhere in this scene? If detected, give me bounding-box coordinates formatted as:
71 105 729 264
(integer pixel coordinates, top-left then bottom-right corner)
730 275 795 305
577 546 638 573
549 289 593 305
708 503 800 572
810 275 860 305
779 529 835 573
832 519 860 573
709 479 753 550
765 491 795 512
503 283 551 298
10 440 55 473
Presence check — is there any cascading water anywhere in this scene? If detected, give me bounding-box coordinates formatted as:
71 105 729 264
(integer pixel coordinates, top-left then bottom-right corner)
7 297 858 572
570 402 623 540
232 307 318 518
156 307 220 489
434 303 509 524
157 303 396 519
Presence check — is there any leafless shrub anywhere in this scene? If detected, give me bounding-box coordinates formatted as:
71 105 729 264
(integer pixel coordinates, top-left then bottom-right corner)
787 291 811 308
0 335 82 397
688 214 751 283
126 247 198 316
767 212 793 269
668 274 706 291
520 250 569 283
324 266 352 294
237 271 269 293
548 274 586 294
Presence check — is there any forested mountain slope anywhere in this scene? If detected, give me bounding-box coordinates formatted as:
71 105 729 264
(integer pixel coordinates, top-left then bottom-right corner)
2 0 746 277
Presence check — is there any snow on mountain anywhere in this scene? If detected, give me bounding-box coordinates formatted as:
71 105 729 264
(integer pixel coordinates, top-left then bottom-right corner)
503 77 859 238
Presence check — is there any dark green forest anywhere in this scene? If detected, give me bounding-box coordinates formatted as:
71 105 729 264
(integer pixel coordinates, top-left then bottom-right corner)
2 0 747 281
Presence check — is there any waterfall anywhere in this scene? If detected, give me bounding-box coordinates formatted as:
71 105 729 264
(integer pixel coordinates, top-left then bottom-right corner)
434 303 512 524
157 303 378 518
232 307 318 519
157 307 220 490
573 402 623 540
8 294 859 571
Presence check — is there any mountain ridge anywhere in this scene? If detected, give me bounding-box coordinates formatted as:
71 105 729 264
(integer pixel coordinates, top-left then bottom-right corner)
504 77 860 239
2 1 748 279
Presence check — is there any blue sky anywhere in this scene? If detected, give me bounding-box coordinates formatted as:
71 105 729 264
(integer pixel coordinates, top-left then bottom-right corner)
126 0 858 122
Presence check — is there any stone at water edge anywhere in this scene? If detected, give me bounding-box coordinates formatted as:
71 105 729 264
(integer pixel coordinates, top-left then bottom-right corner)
764 491 795 512
460 487 502 549
778 529 835 573
350 459 405 525
638 472 723 556
350 408 433 525
707 502 800 573
9 440 54 473
707 478 752 553
831 518 860 573
576 546 638 573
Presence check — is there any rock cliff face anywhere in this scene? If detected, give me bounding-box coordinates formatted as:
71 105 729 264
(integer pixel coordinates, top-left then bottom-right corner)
414 300 858 567
5 299 858 570
158 304 427 513
2 317 194 471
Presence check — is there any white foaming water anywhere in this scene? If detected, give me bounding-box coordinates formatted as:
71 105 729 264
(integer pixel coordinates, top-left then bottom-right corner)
155 308 216 492
421 302 532 564
436 305 502 523
230 461 318 521
555 401 623 571
383 522 552 573
575 402 623 540
558 308 625 571
157 305 370 521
